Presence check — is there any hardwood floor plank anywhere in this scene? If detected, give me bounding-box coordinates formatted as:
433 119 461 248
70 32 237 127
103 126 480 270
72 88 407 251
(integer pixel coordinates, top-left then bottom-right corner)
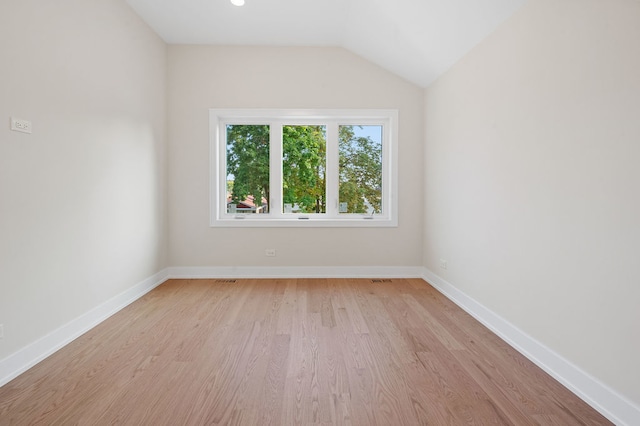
276 279 298 335
401 293 466 351
0 278 612 425
257 333 290 425
339 282 370 335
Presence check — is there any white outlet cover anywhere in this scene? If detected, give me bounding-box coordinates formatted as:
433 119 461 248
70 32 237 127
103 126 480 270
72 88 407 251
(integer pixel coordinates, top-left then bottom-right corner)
11 117 32 134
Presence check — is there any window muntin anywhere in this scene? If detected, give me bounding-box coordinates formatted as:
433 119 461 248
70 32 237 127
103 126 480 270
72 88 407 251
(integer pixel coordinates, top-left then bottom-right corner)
211 109 398 227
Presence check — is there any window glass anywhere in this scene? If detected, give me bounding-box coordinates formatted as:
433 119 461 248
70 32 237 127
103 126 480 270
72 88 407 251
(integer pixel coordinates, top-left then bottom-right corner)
282 125 327 213
226 124 270 214
339 125 383 214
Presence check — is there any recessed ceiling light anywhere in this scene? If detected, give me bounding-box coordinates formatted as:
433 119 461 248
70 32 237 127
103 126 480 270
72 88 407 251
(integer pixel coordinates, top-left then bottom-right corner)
230 0 245 6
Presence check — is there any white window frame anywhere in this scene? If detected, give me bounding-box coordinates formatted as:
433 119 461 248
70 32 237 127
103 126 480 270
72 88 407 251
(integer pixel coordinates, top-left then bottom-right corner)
210 108 398 227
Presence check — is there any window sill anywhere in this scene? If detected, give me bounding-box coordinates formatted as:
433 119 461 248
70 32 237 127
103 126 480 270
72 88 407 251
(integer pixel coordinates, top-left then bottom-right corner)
210 215 398 228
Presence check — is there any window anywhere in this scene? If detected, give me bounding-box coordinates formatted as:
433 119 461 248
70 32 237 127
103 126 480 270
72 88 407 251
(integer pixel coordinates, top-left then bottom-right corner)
210 109 398 227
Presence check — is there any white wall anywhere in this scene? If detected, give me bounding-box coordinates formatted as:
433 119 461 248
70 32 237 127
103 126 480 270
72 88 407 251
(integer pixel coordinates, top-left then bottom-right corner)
0 0 167 359
167 46 424 268
425 0 640 409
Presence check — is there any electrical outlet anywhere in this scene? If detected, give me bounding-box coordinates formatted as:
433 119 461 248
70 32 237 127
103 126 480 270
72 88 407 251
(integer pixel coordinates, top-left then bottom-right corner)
265 249 276 257
10 117 32 134
439 259 447 270
0 324 4 339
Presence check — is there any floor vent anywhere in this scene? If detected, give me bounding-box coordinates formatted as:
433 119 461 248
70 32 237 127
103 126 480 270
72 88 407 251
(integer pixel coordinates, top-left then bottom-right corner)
215 279 237 283
371 279 393 283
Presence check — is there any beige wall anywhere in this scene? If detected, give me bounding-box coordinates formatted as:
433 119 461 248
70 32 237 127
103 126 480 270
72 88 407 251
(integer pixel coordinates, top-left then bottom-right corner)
425 0 640 406
167 46 424 268
0 0 167 358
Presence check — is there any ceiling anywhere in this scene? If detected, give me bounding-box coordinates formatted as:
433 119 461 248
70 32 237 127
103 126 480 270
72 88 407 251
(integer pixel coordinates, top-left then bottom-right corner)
126 0 528 88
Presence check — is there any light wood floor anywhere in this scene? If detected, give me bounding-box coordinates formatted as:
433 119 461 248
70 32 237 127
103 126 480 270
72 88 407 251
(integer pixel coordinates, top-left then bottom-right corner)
0 278 610 425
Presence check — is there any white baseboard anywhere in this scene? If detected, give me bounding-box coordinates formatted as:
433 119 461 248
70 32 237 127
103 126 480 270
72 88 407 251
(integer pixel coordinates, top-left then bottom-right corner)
167 265 424 279
0 268 170 387
422 267 640 426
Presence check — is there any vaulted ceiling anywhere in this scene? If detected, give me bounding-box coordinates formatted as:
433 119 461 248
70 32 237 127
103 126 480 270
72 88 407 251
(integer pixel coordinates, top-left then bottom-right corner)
126 0 528 87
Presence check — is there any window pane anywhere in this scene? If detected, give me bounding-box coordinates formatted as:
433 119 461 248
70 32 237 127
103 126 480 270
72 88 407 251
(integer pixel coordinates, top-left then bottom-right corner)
282 125 326 213
339 125 383 214
226 124 270 214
